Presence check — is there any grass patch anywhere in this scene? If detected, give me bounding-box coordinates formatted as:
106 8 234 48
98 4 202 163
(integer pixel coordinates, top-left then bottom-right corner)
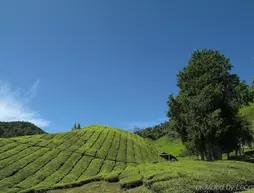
147 135 185 156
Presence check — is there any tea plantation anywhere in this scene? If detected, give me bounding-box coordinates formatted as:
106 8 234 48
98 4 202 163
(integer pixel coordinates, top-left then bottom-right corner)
0 125 254 193
0 126 159 193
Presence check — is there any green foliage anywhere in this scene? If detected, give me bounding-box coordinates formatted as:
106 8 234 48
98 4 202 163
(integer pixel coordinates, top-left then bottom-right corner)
0 121 46 138
0 125 160 193
21 159 254 193
50 160 253 193
250 84 254 99
134 121 178 140
136 160 254 193
232 78 254 107
47 181 123 193
240 103 254 133
147 136 185 156
168 49 253 160
119 165 143 189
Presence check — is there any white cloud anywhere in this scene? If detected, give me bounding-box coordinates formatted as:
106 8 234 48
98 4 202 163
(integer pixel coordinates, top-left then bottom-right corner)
0 81 50 128
126 117 168 131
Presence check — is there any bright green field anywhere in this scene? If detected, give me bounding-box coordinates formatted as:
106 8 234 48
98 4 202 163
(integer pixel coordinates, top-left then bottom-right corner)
1 125 254 193
147 136 185 156
240 103 254 132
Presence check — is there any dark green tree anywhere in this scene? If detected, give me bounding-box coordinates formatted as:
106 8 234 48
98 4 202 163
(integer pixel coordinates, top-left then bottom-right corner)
72 122 81 130
0 127 4 136
249 80 254 102
0 121 45 138
134 121 178 140
168 49 253 160
232 78 254 107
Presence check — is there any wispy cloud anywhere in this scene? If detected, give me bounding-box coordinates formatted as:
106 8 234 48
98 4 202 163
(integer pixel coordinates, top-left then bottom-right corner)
126 117 168 131
25 80 40 102
0 81 50 128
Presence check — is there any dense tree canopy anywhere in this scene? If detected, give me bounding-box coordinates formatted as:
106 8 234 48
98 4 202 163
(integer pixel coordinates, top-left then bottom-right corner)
134 121 178 140
0 121 46 138
168 49 253 160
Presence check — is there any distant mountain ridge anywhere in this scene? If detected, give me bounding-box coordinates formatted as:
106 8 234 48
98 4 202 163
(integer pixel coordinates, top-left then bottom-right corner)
0 121 46 138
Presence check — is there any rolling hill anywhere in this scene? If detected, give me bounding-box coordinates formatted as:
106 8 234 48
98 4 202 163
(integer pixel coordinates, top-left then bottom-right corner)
0 125 160 193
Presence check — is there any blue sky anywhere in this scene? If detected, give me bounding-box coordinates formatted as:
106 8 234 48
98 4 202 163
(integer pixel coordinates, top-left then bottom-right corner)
0 0 253 133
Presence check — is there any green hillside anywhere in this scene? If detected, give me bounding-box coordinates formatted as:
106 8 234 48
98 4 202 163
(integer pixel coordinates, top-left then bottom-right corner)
0 125 160 193
240 103 254 132
0 121 46 138
147 136 185 156
1 125 254 193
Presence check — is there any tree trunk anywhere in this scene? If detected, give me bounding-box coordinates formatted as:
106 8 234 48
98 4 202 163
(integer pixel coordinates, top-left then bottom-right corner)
200 152 205 160
204 144 222 161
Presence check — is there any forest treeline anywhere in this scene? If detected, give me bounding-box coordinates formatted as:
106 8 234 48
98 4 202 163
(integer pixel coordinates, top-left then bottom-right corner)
134 121 179 140
0 121 46 138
